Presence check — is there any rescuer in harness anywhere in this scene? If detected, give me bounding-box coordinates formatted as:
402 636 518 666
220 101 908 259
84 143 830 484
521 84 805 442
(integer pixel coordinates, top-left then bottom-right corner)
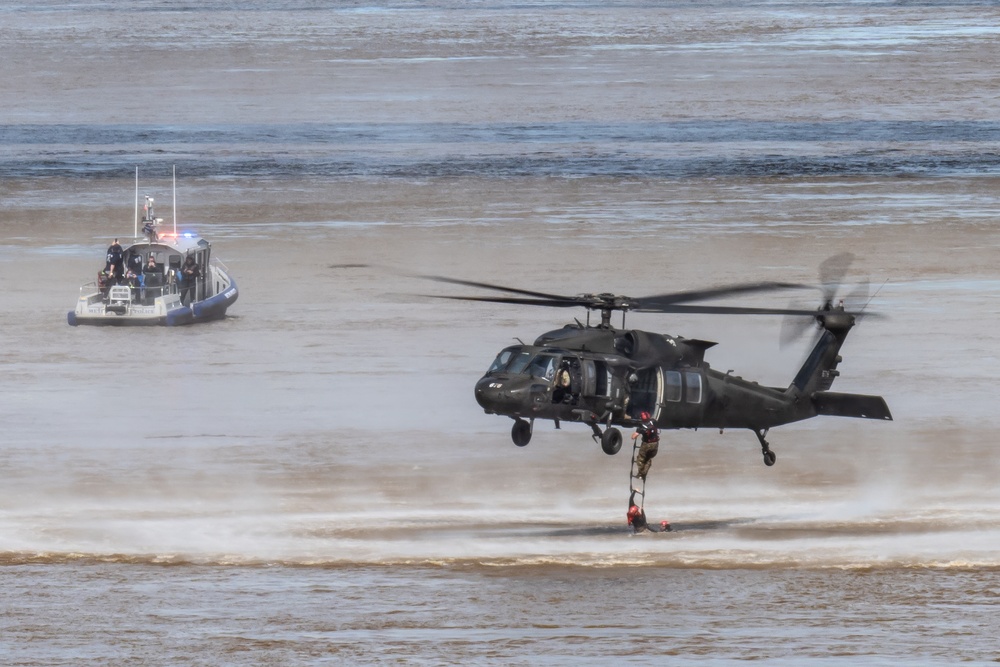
631 411 660 484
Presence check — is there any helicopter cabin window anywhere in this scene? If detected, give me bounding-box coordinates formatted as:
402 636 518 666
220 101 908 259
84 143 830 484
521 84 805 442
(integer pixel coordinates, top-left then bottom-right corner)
581 360 595 395
665 371 682 402
583 361 611 396
685 371 703 404
526 354 557 381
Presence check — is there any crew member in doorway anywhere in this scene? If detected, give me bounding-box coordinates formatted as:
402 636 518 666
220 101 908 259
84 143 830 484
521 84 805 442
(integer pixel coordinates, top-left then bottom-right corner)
180 255 200 305
631 410 660 483
553 360 572 403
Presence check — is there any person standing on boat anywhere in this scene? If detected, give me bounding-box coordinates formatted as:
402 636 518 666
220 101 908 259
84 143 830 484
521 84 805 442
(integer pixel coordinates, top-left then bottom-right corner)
105 238 124 275
142 253 161 302
97 265 116 297
180 255 201 305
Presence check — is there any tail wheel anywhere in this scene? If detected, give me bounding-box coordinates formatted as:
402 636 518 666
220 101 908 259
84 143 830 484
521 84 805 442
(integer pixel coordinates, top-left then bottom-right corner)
511 419 532 447
601 427 623 455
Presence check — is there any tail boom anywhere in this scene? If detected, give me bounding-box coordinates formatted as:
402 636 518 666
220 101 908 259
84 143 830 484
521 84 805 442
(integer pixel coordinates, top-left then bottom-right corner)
786 307 892 422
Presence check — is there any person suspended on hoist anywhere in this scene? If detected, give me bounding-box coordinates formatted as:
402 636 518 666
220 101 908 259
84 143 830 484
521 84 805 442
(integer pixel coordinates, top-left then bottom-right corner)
631 410 660 483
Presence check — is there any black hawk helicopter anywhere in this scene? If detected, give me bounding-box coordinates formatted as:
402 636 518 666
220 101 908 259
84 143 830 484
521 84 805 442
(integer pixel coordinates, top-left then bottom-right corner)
423 255 892 466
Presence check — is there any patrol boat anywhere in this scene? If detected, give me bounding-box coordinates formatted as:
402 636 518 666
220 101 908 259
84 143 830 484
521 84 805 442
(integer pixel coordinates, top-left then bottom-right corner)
68 171 238 326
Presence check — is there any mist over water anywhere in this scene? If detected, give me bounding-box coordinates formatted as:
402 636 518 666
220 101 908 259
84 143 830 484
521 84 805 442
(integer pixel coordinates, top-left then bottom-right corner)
3 0 1000 664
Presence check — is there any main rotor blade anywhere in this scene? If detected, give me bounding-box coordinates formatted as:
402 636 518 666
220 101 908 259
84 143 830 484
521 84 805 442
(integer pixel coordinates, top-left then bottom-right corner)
635 281 812 309
416 274 577 302
632 304 825 316
428 294 585 308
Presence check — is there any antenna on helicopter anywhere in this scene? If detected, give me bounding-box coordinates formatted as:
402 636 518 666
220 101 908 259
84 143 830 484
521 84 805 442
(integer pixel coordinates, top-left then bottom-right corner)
861 279 888 314
133 166 139 239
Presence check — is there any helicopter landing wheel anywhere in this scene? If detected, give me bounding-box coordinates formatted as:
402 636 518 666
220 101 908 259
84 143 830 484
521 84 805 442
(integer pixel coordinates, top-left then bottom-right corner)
511 419 532 447
601 427 623 455
753 428 776 467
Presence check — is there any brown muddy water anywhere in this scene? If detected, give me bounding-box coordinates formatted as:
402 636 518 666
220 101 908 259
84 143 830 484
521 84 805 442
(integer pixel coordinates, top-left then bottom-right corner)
2 1 1000 664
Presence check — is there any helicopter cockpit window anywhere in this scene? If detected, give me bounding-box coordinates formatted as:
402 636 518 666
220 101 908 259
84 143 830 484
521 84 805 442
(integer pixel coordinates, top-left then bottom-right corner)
487 348 534 374
526 354 557 381
488 348 516 373
665 371 682 402
506 351 534 375
685 371 703 404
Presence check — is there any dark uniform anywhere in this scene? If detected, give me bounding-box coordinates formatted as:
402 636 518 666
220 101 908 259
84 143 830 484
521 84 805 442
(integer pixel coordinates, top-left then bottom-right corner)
106 239 124 274
97 267 115 297
126 253 143 277
633 412 660 482
180 256 201 305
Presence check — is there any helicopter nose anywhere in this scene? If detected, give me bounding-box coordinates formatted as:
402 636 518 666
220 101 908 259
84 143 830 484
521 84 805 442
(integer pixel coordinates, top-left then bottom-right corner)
475 375 536 414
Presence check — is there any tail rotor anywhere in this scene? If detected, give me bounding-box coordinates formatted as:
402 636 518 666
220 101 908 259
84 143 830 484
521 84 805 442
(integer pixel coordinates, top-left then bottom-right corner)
779 253 878 348
818 252 855 308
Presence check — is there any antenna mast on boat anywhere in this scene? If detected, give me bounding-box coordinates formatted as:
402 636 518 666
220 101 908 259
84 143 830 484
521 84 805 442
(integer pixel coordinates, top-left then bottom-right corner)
134 166 139 239
172 165 177 235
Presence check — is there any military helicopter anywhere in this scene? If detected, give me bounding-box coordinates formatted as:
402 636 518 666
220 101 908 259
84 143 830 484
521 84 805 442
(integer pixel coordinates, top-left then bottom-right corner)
423 255 891 466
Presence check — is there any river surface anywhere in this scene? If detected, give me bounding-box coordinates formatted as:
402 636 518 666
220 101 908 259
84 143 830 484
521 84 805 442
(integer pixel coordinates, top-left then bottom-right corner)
2 1 1000 664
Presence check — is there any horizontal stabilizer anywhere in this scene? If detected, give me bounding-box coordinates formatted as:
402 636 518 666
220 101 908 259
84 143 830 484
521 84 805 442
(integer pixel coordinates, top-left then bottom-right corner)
813 392 893 421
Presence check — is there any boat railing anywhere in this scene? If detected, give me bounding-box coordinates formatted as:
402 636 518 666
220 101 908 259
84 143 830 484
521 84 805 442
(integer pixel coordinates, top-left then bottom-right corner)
79 278 180 303
207 257 234 298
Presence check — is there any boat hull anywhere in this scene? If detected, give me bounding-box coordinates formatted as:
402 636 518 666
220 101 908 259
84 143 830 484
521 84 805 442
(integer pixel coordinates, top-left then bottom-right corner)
68 277 238 327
